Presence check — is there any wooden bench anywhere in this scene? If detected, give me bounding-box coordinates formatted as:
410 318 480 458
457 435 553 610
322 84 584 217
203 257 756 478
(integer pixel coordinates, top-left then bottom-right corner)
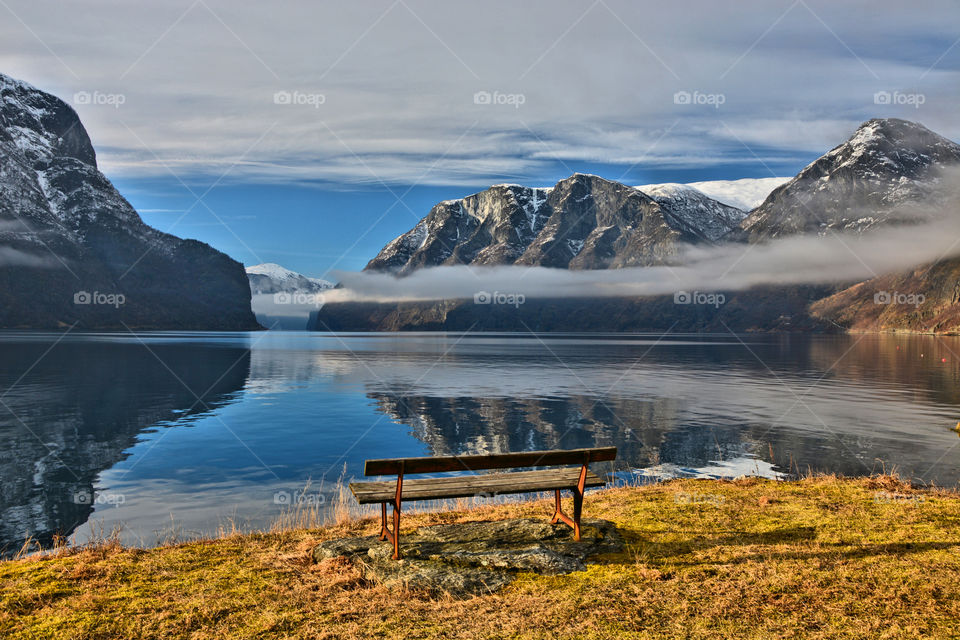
349 447 617 560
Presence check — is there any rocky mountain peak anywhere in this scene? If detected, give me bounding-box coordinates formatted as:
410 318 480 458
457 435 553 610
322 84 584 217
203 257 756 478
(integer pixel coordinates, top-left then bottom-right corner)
741 118 960 239
0 72 259 329
823 118 960 174
0 73 96 169
366 172 745 274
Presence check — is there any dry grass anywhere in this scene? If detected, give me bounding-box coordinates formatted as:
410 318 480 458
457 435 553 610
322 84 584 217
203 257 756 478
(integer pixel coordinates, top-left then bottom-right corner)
2 475 960 639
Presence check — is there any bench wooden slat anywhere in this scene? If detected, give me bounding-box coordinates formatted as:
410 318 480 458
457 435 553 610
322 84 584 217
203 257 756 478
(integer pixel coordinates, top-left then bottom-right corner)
363 446 617 476
349 468 605 504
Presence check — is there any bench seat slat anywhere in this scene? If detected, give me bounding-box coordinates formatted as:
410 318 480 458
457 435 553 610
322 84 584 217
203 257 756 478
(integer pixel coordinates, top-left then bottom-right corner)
349 468 605 504
363 446 617 476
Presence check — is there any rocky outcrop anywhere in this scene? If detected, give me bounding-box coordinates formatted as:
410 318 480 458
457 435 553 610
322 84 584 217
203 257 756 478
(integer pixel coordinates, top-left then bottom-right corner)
0 72 260 329
312 518 623 596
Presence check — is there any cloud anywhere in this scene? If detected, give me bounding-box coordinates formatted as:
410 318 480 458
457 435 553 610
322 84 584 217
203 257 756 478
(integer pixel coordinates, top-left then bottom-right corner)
324 221 960 302
0 247 54 267
0 0 957 186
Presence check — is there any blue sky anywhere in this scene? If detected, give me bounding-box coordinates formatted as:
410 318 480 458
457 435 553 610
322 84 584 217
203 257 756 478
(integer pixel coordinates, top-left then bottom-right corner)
2 0 958 278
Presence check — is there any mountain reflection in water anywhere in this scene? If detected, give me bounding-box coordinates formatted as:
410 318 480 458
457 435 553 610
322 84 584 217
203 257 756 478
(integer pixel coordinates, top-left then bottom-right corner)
1 331 958 553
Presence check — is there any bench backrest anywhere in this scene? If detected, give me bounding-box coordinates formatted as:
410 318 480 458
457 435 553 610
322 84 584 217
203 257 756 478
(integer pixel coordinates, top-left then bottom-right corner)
363 446 617 476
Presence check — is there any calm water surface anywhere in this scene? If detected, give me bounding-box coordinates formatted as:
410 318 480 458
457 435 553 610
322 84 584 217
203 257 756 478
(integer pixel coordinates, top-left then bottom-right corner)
1 330 959 552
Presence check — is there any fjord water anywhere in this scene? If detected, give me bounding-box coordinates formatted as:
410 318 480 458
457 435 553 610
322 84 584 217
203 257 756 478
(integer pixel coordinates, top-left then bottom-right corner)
2 331 959 553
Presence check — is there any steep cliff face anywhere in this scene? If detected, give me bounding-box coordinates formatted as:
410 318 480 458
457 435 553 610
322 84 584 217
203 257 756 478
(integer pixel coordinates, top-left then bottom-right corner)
0 73 260 329
742 119 960 240
367 174 745 273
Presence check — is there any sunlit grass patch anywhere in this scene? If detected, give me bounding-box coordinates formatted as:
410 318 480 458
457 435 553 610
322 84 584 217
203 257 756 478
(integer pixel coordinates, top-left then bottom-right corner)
2 474 959 639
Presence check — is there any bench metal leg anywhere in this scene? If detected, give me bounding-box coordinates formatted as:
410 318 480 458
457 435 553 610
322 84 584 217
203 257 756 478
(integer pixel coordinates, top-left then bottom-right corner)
550 489 563 524
377 467 405 560
550 488 583 541
392 500 401 560
379 502 389 540
378 500 402 559
573 488 583 540
551 460 589 541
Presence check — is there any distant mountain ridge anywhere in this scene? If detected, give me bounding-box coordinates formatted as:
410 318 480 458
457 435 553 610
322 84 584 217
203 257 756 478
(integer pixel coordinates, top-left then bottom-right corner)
246 262 333 294
0 72 259 330
366 174 751 274
246 263 332 330
367 176 799 277
317 118 960 334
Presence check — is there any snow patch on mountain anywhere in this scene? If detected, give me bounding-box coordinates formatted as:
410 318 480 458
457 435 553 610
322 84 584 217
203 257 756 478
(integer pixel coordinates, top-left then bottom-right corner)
684 177 791 210
634 182 748 241
636 178 789 212
246 263 333 293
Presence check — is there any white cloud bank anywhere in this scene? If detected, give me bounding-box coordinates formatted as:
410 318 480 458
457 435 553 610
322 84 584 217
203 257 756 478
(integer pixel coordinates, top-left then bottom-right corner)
325 209 960 303
1 0 958 186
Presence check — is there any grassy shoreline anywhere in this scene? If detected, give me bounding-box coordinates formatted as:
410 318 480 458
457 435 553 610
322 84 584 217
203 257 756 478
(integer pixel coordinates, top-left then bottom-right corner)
2 475 959 639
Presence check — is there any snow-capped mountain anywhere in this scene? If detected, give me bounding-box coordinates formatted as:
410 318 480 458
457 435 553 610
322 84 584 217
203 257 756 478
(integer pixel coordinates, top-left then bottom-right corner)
246 263 333 294
742 118 960 239
684 177 791 211
0 72 259 329
366 173 745 273
246 263 333 330
320 118 960 334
